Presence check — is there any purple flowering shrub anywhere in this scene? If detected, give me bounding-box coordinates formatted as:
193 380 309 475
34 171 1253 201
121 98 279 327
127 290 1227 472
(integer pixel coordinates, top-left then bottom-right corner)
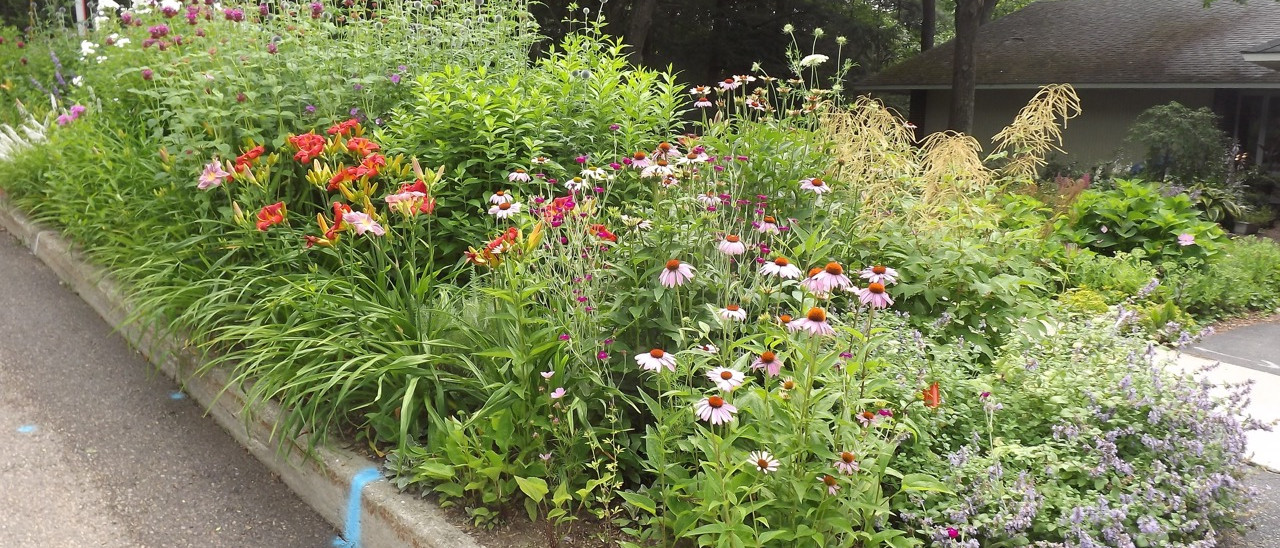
887 307 1258 547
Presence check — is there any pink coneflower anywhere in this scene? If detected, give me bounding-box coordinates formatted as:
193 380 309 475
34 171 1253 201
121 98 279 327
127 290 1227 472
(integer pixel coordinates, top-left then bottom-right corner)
676 151 710 165
719 304 747 322
718 234 746 255
695 395 738 425
799 267 826 295
1178 233 1196 246
855 282 894 309
635 348 677 372
718 78 740 91
695 343 719 353
550 387 567 399
811 262 853 293
834 451 859 475
859 264 899 285
760 256 802 279
757 215 780 234
197 159 230 190
653 142 680 159
857 410 882 427
707 367 745 391
694 96 713 108
488 201 522 219
733 74 757 85
749 451 779 473
698 192 720 207
799 177 831 195
488 190 513 205
751 350 784 377
745 98 766 111
342 211 385 236
659 259 694 287
531 156 549 165
508 169 531 183
629 150 651 168
789 307 835 336
820 474 840 495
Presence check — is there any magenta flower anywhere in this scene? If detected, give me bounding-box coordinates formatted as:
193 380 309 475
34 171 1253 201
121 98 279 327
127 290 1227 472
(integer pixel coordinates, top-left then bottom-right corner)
811 262 853 293
659 259 694 287
706 367 745 391
718 234 746 256
820 474 840 495
550 387 566 399
694 395 738 425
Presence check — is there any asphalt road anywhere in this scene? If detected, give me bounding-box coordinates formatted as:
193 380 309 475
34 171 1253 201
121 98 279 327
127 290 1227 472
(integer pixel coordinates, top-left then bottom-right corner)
1188 321 1280 375
0 226 335 547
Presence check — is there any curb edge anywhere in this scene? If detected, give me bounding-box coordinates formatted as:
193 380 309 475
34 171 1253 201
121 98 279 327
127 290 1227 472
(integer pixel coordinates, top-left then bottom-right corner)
0 190 483 548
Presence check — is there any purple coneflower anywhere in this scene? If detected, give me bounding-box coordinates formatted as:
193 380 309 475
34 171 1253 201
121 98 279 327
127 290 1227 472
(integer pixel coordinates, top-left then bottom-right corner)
659 259 694 287
751 351 783 377
706 367 745 391
635 348 676 372
695 395 737 425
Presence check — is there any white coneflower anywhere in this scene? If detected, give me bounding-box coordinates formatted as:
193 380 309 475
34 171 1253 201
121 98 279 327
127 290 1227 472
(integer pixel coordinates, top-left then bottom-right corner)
718 304 747 322
580 166 609 181
698 192 721 207
640 159 676 179
488 201 522 219
706 367 745 391
508 169 531 183
635 348 677 372
620 215 652 230
760 256 802 279
859 264 899 285
689 85 712 96
564 176 588 192
488 190 513 204
749 451 779 473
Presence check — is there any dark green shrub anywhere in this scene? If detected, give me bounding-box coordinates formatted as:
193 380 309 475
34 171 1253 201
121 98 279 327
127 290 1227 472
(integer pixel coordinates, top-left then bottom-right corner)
1126 101 1227 183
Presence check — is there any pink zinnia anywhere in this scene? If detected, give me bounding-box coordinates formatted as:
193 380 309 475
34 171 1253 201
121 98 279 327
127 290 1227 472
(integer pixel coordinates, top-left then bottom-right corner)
789 307 835 336
635 348 677 372
855 283 894 309
659 259 694 287
834 451 859 475
810 262 853 293
694 395 738 425
859 264 899 285
751 351 784 377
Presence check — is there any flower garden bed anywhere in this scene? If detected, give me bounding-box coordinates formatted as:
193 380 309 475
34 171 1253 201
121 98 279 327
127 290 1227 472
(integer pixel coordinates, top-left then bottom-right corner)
2 1 1280 546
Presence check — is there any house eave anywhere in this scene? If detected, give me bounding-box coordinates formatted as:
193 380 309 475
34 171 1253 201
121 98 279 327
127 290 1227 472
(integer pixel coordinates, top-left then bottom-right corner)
1243 52 1280 70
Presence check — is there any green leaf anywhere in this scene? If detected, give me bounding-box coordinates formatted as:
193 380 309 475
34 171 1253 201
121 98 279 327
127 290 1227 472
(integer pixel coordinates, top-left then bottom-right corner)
514 476 548 502
618 491 657 515
900 473 954 495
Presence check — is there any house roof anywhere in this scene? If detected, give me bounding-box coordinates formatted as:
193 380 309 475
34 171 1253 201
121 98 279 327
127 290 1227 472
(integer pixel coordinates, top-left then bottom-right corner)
1245 38 1280 54
857 0 1280 90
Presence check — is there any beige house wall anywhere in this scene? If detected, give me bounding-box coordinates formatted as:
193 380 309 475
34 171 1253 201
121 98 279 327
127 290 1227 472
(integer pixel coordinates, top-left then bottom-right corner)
919 88 1216 171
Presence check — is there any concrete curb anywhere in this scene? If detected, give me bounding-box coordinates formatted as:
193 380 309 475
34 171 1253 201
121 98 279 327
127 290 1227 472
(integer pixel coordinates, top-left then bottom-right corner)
0 190 482 548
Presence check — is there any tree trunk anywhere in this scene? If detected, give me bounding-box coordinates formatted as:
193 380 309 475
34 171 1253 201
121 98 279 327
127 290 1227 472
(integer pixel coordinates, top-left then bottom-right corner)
948 0 984 133
909 0 936 140
623 0 659 65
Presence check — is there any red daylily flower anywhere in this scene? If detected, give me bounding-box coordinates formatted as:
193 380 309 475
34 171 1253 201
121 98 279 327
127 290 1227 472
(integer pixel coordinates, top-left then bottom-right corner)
345 137 380 157
288 132 326 164
234 145 265 172
922 382 941 409
326 118 360 136
255 201 286 231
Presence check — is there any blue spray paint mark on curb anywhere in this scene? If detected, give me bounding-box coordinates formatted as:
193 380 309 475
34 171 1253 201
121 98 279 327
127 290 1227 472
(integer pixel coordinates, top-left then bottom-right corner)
16 424 36 434
333 467 382 548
